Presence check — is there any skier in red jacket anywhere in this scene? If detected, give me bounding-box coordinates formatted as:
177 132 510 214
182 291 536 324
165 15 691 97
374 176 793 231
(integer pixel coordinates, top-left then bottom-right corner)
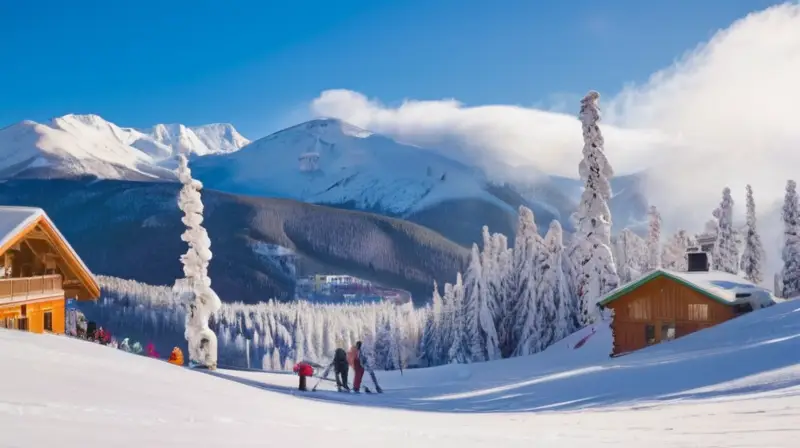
293 362 314 391
350 341 383 393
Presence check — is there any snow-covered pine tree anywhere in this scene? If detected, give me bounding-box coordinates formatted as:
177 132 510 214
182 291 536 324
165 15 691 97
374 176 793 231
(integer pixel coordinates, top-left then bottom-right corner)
174 153 222 368
511 207 545 357
535 221 572 351
645 205 662 272
661 230 694 272
496 237 513 353
781 180 800 298
419 283 440 366
613 228 646 283
740 184 765 284
712 187 739 274
438 282 455 362
447 273 470 364
569 90 620 325
462 244 487 362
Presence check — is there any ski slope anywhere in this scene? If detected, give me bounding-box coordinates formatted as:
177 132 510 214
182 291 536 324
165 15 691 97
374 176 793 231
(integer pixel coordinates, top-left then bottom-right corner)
2 300 799 447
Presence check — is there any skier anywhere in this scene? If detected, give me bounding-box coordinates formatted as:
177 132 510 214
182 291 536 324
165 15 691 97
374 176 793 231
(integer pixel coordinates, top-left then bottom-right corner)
319 348 350 391
293 361 314 391
350 341 383 393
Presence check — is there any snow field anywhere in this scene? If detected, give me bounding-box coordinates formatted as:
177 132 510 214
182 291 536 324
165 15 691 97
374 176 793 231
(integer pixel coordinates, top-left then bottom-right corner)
2 299 798 447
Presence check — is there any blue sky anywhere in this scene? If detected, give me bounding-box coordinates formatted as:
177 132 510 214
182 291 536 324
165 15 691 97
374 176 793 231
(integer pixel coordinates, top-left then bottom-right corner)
0 0 781 138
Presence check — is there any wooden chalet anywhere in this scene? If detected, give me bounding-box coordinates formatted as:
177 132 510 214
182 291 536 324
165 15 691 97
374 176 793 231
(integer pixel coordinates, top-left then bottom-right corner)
0 206 99 334
598 251 777 356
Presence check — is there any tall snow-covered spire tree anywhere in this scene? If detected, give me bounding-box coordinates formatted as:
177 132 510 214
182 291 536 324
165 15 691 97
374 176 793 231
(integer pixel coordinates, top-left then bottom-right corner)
645 205 662 272
740 184 765 284
712 187 739 274
569 90 620 325
174 153 222 368
781 180 800 299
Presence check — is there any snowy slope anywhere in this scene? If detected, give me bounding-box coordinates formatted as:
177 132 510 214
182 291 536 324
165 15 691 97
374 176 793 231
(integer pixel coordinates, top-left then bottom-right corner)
191 118 514 216
2 300 798 447
0 114 249 181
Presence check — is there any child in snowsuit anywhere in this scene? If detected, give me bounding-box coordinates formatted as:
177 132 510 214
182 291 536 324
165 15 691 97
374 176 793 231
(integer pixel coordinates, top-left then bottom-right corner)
319 348 350 391
168 347 185 366
293 362 314 391
350 341 383 393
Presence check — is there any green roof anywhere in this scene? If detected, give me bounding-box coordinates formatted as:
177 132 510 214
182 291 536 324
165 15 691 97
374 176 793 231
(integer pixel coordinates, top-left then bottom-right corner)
597 269 734 308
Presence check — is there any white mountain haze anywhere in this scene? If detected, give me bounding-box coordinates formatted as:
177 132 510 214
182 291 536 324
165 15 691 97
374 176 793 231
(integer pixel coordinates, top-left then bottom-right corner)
0 113 249 180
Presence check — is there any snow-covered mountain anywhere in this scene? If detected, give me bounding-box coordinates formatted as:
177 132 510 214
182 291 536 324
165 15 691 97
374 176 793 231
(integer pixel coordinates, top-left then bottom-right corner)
0 114 249 181
192 118 510 215
191 118 648 245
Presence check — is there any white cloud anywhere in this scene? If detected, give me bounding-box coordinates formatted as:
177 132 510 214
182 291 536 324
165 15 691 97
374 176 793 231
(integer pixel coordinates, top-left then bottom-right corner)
310 3 800 281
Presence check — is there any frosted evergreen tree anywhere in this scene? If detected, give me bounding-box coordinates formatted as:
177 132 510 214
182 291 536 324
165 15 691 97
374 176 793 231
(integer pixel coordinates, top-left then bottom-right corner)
447 273 469 363
613 228 646 283
174 153 222 368
536 220 572 350
569 91 620 325
429 281 444 364
661 230 694 271
271 347 281 371
438 282 455 362
493 235 513 354
646 205 662 272
740 184 765 284
781 180 800 298
462 244 486 362
712 187 739 274
511 207 545 356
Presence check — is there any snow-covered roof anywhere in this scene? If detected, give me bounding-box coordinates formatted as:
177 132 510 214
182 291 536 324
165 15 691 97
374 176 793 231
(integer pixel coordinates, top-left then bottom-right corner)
598 268 778 309
0 206 98 298
0 206 43 251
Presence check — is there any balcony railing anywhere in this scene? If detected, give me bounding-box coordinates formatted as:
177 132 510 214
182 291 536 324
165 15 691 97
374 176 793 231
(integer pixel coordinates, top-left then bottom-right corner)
0 275 63 304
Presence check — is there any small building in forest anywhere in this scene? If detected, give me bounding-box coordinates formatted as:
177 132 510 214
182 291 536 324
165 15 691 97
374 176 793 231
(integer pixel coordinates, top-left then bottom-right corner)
0 206 100 334
598 251 777 356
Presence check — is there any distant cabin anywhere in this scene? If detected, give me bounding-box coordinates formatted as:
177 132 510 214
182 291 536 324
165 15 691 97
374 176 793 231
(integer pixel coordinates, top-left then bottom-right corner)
598 251 777 357
0 206 99 334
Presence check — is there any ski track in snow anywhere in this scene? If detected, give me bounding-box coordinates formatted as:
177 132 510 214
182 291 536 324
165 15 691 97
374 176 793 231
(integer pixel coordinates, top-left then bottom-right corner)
1 300 800 447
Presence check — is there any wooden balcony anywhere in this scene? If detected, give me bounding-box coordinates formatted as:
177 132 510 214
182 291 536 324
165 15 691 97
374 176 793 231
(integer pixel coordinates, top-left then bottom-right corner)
0 275 63 305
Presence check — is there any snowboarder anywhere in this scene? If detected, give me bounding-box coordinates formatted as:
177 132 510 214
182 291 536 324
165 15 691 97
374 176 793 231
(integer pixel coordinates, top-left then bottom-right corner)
293 361 314 391
319 348 350 391
350 341 383 393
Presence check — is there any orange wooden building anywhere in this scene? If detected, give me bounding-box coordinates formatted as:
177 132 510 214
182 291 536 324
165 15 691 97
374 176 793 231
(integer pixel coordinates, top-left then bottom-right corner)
598 252 777 356
0 206 99 334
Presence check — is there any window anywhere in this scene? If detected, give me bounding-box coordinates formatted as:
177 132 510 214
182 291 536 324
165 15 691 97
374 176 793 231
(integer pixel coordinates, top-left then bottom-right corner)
688 304 709 321
645 324 656 345
627 298 652 320
43 311 53 332
661 322 676 341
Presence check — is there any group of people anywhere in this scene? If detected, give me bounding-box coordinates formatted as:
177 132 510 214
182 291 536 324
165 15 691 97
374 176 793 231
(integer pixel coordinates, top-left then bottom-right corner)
294 341 383 393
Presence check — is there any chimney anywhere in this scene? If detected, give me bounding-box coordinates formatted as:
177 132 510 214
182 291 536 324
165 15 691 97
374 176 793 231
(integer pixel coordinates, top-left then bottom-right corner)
686 249 709 272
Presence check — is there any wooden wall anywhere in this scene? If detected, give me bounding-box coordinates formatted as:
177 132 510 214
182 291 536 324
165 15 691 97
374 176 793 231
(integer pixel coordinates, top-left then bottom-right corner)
0 295 66 334
606 276 735 355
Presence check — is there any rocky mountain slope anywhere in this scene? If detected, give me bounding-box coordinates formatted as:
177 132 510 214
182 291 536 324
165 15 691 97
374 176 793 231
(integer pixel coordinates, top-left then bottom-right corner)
0 178 467 303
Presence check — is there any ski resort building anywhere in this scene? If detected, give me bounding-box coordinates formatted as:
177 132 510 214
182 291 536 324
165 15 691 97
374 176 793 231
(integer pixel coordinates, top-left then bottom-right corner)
598 251 777 356
0 207 99 334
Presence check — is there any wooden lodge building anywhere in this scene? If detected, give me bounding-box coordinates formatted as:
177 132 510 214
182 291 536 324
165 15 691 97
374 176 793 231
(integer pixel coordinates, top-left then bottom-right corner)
0 206 99 334
598 251 777 356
